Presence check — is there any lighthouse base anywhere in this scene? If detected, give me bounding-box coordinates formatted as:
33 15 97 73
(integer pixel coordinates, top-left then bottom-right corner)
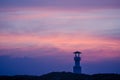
73 66 81 74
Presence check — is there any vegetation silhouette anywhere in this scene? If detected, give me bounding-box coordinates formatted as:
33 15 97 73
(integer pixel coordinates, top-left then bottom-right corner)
0 72 120 80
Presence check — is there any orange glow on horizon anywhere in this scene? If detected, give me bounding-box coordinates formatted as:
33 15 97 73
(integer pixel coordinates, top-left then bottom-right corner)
0 34 119 50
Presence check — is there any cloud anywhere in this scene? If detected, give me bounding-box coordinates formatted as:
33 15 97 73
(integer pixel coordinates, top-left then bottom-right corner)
0 39 120 62
0 0 120 10
101 28 120 40
82 48 120 63
91 27 120 42
0 8 120 36
0 45 69 57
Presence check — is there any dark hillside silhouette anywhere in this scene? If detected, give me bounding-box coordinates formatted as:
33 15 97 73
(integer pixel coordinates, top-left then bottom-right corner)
0 72 120 80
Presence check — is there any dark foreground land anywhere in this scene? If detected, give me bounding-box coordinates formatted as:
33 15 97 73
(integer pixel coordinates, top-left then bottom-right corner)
0 72 120 80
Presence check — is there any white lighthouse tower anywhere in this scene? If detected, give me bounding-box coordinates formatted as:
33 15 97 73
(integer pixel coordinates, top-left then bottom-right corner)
73 51 81 74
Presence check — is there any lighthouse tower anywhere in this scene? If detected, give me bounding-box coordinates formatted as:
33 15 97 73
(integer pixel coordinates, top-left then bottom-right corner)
73 51 81 74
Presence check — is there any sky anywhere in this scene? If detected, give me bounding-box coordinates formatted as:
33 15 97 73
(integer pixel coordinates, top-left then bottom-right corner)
0 0 120 75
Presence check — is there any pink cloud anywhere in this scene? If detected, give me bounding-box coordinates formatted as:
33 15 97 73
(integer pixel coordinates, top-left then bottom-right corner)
0 33 120 63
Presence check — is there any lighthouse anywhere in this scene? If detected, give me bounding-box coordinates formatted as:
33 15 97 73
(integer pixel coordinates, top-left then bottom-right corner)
73 51 81 74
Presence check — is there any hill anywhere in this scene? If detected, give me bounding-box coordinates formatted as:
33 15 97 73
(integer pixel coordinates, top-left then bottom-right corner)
0 72 120 80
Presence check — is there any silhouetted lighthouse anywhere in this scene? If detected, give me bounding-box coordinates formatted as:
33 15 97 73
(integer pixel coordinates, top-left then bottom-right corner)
73 51 81 74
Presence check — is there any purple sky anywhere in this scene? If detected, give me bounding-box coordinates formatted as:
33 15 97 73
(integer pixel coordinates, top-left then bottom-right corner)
0 0 120 75
0 0 120 8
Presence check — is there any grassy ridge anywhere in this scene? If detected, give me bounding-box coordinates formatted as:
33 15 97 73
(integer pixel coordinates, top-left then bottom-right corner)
0 72 120 80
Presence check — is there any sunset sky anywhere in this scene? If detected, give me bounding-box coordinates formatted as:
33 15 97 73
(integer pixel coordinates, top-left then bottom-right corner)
0 0 120 75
